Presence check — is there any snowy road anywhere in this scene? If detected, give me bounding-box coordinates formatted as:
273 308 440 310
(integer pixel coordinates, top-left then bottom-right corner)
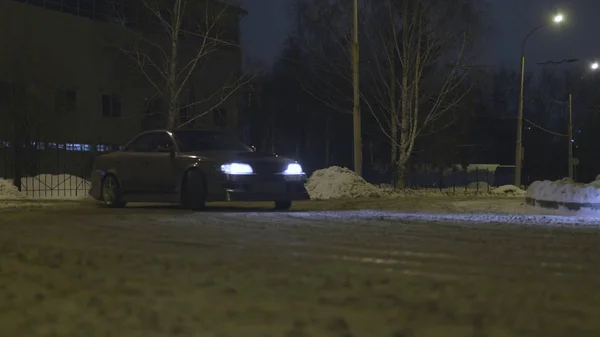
2 199 600 336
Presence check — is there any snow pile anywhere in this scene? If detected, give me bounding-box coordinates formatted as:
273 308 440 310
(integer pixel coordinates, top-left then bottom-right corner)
0 174 90 200
490 185 526 197
306 166 391 200
305 166 524 200
0 179 25 199
527 178 600 204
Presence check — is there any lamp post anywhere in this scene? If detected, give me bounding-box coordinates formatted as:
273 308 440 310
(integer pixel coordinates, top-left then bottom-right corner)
515 13 564 187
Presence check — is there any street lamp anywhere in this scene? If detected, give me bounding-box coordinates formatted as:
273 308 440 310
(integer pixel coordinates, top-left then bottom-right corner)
553 14 564 23
591 62 599 70
514 13 565 187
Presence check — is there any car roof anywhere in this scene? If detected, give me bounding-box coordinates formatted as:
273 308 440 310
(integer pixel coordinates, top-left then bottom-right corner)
143 129 229 136
173 129 227 134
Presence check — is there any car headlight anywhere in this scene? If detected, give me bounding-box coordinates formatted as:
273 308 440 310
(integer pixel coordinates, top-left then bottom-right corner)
283 163 303 175
221 162 254 175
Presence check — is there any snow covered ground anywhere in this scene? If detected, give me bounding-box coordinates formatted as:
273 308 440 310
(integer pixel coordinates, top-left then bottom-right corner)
0 170 595 334
2 203 600 337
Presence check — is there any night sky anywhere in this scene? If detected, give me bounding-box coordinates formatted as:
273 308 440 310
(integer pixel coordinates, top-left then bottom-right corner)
241 0 292 67
242 0 600 71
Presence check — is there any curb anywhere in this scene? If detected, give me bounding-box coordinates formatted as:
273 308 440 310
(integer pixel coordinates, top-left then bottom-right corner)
526 197 600 211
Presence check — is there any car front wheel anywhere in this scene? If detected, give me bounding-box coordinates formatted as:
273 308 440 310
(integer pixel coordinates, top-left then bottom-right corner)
274 200 292 210
102 174 126 208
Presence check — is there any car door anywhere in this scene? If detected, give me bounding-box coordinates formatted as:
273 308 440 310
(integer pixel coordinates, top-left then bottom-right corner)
143 131 177 193
119 133 156 193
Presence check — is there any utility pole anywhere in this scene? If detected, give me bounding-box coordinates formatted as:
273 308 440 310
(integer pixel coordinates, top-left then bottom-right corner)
515 50 525 187
568 93 573 179
352 0 362 176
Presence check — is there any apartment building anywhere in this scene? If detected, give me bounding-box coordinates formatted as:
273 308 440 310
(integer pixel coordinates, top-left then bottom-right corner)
0 0 245 148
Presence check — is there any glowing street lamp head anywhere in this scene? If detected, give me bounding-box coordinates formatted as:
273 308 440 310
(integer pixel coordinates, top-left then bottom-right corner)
592 62 599 70
553 14 564 23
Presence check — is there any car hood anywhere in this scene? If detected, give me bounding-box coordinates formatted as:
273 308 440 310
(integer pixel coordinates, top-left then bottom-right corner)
184 150 295 164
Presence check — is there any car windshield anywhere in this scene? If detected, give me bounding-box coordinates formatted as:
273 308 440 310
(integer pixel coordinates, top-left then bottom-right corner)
173 130 252 152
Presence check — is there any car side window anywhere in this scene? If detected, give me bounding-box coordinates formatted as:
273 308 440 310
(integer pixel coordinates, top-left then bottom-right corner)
125 134 155 152
152 132 175 152
125 132 175 153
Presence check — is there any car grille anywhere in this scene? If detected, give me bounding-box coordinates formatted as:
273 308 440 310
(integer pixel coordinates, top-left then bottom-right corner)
252 162 286 174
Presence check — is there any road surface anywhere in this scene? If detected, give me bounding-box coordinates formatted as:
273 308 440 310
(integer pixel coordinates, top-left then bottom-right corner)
1 198 600 336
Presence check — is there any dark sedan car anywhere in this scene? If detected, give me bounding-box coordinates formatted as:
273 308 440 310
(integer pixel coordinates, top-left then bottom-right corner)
89 129 310 210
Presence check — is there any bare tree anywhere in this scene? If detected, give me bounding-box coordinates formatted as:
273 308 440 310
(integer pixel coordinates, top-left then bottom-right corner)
119 0 252 130
290 0 484 185
364 0 478 186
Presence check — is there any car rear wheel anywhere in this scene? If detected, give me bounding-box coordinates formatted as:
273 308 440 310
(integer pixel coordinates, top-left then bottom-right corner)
274 200 292 210
183 170 206 210
101 174 126 208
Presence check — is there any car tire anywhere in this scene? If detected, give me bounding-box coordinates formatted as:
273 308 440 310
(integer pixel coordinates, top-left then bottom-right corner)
183 170 206 210
274 200 292 210
101 174 126 208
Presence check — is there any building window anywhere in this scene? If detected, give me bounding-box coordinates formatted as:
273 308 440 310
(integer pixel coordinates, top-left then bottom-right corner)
179 107 190 124
54 89 77 114
101 94 122 118
213 108 227 127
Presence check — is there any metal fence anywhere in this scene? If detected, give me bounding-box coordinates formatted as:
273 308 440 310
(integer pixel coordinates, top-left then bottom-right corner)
1 139 518 198
0 140 119 198
362 165 517 194
399 166 516 193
